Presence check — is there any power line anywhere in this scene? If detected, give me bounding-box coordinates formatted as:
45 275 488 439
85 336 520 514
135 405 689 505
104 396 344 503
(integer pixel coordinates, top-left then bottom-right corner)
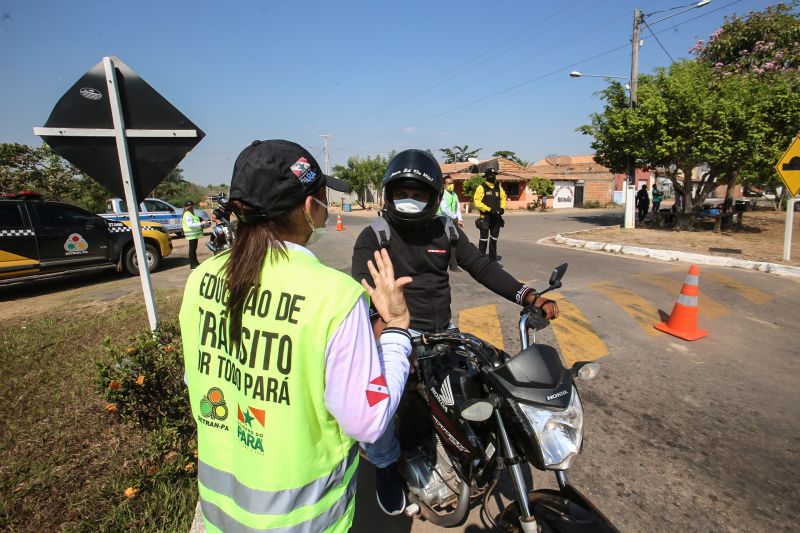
338 0 666 148
643 19 675 63
345 0 603 129
340 0 745 153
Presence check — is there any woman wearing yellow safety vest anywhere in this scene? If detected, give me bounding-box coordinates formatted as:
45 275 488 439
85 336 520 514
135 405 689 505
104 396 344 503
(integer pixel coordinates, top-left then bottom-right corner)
180 140 412 532
182 200 204 269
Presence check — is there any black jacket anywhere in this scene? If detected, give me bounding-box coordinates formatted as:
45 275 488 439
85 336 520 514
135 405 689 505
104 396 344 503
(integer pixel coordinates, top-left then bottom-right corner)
351 216 530 332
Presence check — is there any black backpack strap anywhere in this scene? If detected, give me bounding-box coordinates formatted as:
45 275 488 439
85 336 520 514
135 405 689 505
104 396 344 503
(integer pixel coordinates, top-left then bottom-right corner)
370 216 391 249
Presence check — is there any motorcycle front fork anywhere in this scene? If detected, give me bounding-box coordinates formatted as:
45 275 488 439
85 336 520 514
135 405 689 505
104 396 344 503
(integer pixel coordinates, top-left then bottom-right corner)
494 411 571 532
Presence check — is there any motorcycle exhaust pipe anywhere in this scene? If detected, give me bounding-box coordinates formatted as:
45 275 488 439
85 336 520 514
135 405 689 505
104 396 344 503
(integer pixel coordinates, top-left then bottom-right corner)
407 478 471 527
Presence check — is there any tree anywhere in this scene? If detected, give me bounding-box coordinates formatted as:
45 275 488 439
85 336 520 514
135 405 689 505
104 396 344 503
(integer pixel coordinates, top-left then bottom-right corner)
333 154 390 208
1 143 84 199
577 56 800 226
692 1 800 76
150 167 187 203
461 175 485 198
527 177 554 196
439 145 481 163
0 143 112 212
693 2 800 207
492 150 529 167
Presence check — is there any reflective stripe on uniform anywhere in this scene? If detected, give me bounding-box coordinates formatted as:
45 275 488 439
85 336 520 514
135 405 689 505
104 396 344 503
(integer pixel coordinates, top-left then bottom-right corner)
198 445 357 515
200 470 357 533
677 294 698 307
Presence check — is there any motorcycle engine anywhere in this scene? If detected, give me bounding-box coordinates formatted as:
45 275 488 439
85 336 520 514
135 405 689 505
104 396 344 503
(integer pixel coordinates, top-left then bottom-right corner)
401 437 460 508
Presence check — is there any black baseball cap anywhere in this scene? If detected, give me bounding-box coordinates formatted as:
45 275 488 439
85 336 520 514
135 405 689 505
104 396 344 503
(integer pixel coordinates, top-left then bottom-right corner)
229 140 350 218
484 168 498 176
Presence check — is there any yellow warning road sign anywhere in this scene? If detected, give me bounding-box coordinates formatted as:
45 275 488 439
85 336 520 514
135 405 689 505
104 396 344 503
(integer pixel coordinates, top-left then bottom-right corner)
775 135 800 197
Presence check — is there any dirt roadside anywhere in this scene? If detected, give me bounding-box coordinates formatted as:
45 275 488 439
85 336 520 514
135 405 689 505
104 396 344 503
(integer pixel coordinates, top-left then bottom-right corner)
562 209 800 267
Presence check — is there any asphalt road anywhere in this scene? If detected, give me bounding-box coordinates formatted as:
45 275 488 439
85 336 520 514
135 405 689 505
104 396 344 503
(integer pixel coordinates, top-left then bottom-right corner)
3 209 798 532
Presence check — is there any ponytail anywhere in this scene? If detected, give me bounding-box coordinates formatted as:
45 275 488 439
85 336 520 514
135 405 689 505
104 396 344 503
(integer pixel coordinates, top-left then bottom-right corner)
223 200 293 350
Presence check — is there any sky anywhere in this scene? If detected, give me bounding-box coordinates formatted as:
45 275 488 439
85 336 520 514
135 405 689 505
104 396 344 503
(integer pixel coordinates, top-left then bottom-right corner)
0 0 783 186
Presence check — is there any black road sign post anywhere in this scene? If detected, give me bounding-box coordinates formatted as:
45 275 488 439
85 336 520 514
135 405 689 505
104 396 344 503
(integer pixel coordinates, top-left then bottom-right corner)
34 56 204 330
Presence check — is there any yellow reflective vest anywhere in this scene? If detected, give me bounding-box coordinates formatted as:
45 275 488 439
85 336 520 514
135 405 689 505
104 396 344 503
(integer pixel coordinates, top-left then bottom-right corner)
180 246 366 532
183 210 203 240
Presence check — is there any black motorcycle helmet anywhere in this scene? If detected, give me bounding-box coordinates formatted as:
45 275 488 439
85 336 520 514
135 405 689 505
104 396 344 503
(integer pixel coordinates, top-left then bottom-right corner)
382 149 443 226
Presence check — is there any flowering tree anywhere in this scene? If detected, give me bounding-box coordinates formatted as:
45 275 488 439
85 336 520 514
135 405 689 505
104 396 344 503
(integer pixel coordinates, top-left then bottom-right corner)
691 1 800 76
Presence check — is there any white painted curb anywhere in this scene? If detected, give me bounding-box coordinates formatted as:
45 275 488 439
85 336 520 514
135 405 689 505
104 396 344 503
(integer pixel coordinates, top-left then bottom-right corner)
550 229 800 278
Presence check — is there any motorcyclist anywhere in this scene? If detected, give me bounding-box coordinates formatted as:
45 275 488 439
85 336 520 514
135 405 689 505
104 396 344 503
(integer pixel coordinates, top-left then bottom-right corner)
351 149 559 516
206 208 230 254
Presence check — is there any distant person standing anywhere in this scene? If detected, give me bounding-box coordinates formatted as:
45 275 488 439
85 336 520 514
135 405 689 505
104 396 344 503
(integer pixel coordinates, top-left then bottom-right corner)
437 174 463 272
636 184 650 224
473 168 506 262
652 184 663 214
182 200 203 268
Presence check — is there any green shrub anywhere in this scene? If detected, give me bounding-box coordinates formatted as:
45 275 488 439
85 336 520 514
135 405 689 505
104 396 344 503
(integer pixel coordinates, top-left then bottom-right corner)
462 175 485 197
527 176 554 196
96 322 197 487
583 200 604 209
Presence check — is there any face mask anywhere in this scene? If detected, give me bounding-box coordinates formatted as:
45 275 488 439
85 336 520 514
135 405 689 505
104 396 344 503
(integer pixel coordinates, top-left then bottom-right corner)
446 184 455 192
394 198 427 214
486 176 496 184
304 197 328 245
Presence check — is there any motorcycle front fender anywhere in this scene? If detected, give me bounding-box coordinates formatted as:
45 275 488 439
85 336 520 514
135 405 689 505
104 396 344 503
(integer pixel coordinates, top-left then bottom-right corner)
529 485 618 533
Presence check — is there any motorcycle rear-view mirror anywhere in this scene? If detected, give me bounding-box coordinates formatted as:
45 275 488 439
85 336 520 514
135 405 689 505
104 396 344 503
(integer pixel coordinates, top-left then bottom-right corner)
548 263 568 288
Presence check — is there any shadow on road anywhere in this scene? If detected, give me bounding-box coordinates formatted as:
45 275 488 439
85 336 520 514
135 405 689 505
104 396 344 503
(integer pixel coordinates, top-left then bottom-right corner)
352 461 412 533
566 213 623 227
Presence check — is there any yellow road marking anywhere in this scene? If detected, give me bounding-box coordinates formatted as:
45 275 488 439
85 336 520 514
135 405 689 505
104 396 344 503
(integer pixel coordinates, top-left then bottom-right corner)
588 281 663 337
703 272 772 305
640 274 730 320
458 304 505 350
548 292 609 367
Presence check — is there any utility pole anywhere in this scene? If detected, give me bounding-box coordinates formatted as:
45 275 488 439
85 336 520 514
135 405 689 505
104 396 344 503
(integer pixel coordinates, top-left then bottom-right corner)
624 9 643 229
630 9 641 111
319 134 332 174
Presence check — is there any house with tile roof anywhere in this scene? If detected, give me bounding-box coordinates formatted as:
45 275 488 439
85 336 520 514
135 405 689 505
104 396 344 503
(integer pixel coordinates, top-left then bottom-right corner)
527 155 649 208
440 158 540 210
441 154 651 210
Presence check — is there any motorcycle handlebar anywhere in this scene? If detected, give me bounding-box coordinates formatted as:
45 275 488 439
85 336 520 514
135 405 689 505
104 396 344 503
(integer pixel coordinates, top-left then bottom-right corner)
521 305 550 331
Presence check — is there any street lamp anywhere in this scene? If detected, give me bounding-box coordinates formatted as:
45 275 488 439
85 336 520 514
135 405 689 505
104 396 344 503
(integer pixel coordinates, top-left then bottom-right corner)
569 71 628 81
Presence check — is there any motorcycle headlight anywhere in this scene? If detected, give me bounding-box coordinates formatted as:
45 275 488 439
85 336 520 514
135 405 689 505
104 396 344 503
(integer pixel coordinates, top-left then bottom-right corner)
518 388 583 470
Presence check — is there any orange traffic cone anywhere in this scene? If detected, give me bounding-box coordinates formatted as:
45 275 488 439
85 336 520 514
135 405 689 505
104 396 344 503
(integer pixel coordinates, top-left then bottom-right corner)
654 265 708 341
336 214 344 232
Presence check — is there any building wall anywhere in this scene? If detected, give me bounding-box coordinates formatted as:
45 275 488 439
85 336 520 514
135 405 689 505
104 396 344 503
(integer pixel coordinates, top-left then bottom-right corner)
585 181 612 204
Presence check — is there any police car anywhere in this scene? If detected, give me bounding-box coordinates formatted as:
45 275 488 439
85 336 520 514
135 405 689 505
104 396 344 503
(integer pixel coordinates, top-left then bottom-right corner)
0 192 173 285
103 197 211 236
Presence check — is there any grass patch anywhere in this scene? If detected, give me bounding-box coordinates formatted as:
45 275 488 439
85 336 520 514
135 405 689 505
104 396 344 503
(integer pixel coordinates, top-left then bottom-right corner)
0 290 197 532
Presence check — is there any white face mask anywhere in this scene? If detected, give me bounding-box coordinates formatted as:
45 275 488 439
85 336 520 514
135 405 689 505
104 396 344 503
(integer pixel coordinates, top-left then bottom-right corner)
394 198 427 214
304 197 328 245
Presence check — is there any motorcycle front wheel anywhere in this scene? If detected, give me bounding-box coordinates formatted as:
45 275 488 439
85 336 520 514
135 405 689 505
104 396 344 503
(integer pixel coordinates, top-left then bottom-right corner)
496 489 617 533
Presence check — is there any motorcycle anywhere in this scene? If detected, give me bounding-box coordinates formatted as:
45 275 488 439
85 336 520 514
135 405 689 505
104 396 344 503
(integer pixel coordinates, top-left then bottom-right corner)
206 210 233 255
396 263 617 532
